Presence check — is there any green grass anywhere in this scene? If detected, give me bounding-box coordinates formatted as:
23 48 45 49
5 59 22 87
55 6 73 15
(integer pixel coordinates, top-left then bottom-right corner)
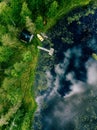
17 45 38 130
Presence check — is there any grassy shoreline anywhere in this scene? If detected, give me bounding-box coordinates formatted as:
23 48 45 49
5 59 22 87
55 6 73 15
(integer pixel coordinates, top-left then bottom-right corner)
44 0 92 32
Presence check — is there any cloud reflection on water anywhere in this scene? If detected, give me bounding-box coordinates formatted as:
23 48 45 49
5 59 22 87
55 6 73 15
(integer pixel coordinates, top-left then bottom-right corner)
35 43 97 130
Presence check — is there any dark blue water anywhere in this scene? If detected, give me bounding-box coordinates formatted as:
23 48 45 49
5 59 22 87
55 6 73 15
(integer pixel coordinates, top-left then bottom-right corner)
33 3 97 130
47 5 97 96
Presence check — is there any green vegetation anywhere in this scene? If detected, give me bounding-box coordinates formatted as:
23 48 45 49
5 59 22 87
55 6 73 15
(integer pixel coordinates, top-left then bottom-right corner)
0 0 94 130
67 1 97 24
92 53 97 60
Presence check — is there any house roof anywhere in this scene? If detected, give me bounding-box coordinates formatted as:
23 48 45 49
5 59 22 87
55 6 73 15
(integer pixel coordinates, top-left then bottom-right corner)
20 29 34 43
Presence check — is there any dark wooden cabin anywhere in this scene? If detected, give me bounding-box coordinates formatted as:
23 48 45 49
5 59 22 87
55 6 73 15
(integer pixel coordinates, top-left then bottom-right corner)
20 29 34 43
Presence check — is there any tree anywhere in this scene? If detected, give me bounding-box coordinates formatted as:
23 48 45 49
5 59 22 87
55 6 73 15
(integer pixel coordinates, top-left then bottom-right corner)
1 33 18 47
35 15 44 30
22 51 32 62
0 2 6 14
11 62 26 77
25 16 36 33
27 0 36 13
2 77 22 105
47 1 58 18
10 0 22 25
0 46 13 63
0 101 21 127
0 2 12 25
0 1 17 26
1 34 11 46
20 2 32 25
0 25 7 41
7 25 19 37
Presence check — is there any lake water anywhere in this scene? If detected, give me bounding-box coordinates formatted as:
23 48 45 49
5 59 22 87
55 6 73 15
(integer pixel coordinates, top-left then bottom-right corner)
33 3 97 130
